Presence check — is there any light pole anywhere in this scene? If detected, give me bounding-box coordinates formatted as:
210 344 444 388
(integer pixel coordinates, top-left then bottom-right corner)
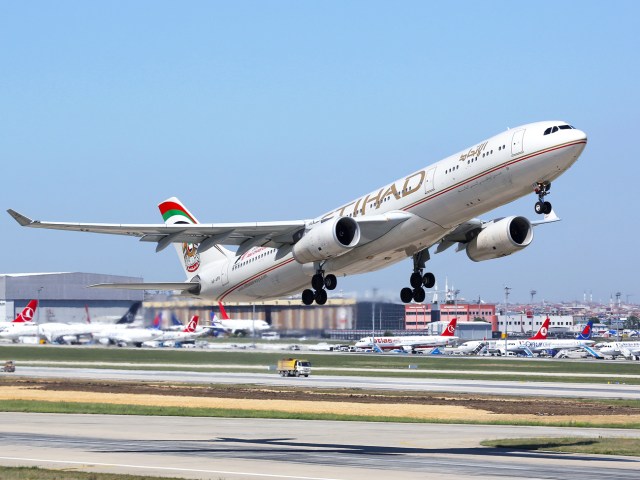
36 287 43 345
504 286 511 354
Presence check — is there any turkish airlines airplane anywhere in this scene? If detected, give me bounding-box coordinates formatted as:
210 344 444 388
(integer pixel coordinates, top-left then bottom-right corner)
0 300 38 331
157 315 207 343
8 121 587 305
212 302 272 335
354 317 458 352
485 317 550 355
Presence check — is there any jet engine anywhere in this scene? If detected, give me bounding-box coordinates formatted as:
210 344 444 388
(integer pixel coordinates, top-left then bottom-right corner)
292 216 360 264
466 216 533 262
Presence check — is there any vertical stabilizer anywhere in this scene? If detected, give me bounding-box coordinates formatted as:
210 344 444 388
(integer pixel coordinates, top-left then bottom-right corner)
440 318 457 336
158 197 232 278
529 317 550 340
14 300 37 323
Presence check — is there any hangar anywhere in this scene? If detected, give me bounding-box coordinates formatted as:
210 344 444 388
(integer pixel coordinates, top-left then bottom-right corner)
0 272 144 323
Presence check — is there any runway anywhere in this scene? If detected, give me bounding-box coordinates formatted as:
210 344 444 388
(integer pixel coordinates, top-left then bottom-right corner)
14 366 640 400
0 413 638 479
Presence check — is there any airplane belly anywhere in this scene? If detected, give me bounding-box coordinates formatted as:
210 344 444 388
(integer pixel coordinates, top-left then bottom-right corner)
326 215 447 275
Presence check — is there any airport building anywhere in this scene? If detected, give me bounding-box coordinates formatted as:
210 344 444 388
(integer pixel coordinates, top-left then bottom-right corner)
405 302 497 329
0 273 144 323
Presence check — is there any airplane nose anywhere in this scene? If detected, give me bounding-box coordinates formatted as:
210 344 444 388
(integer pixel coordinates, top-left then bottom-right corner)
573 128 588 143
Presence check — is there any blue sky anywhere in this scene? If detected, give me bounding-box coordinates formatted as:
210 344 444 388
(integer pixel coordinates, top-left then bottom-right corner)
1 1 638 304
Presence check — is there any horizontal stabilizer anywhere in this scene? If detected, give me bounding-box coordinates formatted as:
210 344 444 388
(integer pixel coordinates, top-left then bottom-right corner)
90 282 200 294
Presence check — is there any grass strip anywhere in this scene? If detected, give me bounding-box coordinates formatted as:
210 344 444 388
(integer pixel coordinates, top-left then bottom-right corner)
0 466 184 479
1 400 640 429
481 437 640 456
0 467 185 480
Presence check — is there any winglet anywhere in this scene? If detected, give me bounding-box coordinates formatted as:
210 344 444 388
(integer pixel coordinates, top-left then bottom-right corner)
7 209 35 227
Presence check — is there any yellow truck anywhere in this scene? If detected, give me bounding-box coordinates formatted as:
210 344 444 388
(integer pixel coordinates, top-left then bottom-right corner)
277 358 311 377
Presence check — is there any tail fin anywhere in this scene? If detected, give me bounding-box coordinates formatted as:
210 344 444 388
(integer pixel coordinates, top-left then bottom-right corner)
529 317 550 340
14 300 37 323
170 313 182 327
576 320 594 340
217 302 231 320
440 317 457 336
152 312 162 329
116 301 142 324
184 315 199 333
158 197 232 278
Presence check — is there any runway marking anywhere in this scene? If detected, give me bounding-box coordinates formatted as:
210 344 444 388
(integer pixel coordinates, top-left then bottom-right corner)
0 455 346 480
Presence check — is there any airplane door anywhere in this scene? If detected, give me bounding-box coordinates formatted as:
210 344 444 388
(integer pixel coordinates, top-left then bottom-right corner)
423 167 436 194
511 129 525 156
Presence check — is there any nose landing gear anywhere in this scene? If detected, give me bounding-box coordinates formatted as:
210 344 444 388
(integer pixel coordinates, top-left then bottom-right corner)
534 182 552 215
302 267 337 306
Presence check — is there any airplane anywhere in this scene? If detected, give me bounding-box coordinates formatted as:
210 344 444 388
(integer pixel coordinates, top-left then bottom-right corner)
211 302 271 335
7 121 587 305
456 319 597 357
156 315 207 343
22 302 142 344
485 317 550 356
354 317 458 352
597 342 640 360
0 300 38 331
93 323 163 347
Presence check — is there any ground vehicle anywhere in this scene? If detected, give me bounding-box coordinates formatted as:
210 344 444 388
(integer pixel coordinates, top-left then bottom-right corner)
3 360 15 373
277 358 311 377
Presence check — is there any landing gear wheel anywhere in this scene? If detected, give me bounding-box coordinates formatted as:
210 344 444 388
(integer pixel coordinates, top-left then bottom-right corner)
422 272 435 289
315 289 328 305
413 287 426 303
400 287 413 304
311 274 324 291
535 201 544 214
324 274 337 290
410 272 423 289
534 182 552 214
302 289 315 306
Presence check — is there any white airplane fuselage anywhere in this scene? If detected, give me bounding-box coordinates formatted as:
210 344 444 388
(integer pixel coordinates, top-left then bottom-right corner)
196 121 586 302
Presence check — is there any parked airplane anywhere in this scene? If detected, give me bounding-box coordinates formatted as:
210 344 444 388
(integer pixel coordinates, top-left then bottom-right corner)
0 300 38 331
354 318 458 352
212 302 271 335
457 319 596 356
94 324 163 347
39 302 142 344
485 318 550 356
156 315 206 343
8 121 587 305
597 342 640 360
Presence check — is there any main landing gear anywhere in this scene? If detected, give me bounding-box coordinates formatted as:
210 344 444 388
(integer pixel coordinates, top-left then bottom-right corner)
400 250 436 304
302 267 337 306
534 182 552 215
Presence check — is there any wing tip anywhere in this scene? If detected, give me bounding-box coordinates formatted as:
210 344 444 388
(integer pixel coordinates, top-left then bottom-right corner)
7 209 34 226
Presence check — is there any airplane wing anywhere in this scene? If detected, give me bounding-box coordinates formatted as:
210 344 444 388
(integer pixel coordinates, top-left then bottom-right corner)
89 282 201 294
8 208 412 252
7 209 308 250
434 209 561 254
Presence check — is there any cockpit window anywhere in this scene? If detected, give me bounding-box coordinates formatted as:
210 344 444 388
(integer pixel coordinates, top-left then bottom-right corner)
544 124 575 135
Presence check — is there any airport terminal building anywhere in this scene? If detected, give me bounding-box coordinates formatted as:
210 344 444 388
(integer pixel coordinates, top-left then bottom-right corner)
0 273 144 323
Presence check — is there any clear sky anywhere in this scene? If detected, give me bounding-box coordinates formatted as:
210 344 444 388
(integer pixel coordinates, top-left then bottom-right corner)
1 1 638 305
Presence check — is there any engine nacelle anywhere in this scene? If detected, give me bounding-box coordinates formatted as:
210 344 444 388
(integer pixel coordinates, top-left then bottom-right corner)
466 216 533 262
292 216 360 264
